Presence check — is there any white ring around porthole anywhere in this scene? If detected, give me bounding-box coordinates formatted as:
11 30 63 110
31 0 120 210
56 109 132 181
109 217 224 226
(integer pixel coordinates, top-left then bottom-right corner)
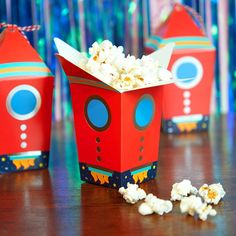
172 56 203 89
6 85 41 120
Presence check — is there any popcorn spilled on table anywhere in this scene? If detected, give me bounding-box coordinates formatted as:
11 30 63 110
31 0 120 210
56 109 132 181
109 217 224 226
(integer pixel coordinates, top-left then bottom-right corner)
119 183 146 204
171 179 198 201
138 194 173 216
119 180 226 221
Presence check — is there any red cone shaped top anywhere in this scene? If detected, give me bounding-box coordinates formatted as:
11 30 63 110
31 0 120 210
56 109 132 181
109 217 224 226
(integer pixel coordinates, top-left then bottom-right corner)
0 26 44 63
154 4 205 38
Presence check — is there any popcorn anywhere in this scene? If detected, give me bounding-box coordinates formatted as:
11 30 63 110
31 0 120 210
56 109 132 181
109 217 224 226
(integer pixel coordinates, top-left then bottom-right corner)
171 179 198 201
81 40 172 90
198 183 226 205
197 203 217 221
180 195 203 216
118 181 224 221
119 183 146 204
138 203 154 216
138 194 173 216
180 195 217 221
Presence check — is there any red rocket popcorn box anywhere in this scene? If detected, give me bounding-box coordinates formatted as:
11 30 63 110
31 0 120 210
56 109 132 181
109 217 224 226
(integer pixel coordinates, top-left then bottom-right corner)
145 4 215 133
0 24 54 174
55 38 174 188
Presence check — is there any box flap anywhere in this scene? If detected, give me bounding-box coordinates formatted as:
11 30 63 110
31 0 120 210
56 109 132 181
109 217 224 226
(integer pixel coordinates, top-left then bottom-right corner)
148 42 175 69
54 37 87 67
54 38 116 89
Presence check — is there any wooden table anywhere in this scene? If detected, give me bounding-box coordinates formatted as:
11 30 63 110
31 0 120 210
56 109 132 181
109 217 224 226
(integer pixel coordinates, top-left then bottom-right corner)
0 114 235 236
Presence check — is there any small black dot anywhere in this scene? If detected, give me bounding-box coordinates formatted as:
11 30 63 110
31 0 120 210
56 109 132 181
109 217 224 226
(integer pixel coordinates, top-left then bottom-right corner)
96 146 101 152
139 156 143 161
97 156 102 161
140 136 144 142
139 146 144 152
96 137 101 143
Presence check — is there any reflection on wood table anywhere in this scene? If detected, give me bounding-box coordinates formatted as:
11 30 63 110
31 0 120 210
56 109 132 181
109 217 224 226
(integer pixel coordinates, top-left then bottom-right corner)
0 114 235 236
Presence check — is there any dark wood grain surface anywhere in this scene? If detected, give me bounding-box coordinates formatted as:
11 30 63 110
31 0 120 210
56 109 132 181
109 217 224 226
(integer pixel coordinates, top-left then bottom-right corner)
0 114 235 236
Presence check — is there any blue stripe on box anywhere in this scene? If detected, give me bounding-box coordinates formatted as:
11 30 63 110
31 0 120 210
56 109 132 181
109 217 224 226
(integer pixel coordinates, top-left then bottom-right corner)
131 165 151 175
0 62 48 69
88 167 113 176
0 71 52 78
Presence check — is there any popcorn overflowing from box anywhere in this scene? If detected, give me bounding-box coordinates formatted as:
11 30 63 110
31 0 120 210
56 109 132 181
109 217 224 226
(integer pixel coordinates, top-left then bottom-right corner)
81 40 172 90
55 38 175 188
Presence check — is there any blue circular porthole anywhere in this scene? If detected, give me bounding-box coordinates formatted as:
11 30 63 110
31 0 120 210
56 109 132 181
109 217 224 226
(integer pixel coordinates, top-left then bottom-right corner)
85 96 111 131
6 85 41 120
134 95 155 129
172 56 203 89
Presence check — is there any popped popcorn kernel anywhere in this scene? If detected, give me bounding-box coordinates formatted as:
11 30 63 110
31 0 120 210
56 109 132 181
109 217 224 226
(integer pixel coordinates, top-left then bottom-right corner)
81 40 173 91
199 183 226 205
138 193 173 216
118 183 146 204
180 195 203 216
138 202 153 216
180 195 217 221
171 179 198 201
198 203 217 221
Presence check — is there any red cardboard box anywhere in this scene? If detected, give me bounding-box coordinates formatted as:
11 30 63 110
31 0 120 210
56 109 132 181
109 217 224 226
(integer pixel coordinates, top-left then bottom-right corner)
0 26 54 173
145 4 215 133
55 38 174 188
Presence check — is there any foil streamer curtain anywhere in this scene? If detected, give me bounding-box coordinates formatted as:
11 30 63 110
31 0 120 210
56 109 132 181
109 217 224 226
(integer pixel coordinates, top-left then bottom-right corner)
0 0 235 120
0 0 148 120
